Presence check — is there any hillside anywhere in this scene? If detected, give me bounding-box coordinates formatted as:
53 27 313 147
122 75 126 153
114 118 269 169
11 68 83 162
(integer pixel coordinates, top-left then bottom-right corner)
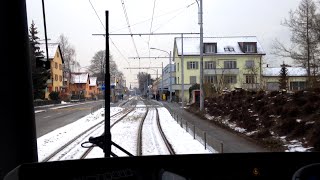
186 89 320 152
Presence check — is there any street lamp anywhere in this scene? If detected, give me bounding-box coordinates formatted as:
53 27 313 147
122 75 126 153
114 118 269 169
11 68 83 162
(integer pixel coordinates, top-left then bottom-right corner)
150 47 172 102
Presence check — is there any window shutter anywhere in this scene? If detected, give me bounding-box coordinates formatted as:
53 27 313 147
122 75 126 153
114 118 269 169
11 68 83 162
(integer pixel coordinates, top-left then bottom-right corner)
196 62 199 69
187 62 190 69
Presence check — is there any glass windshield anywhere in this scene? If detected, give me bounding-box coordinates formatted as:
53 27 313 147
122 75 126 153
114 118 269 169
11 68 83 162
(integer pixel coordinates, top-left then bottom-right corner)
26 0 318 162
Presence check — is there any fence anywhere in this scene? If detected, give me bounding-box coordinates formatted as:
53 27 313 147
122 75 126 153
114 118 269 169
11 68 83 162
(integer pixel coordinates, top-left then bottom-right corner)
168 107 224 153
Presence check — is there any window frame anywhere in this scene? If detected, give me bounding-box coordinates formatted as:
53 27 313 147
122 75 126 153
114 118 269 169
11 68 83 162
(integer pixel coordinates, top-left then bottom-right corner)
205 61 216 69
204 43 216 53
190 76 197 84
224 75 237 84
224 61 237 69
204 75 217 84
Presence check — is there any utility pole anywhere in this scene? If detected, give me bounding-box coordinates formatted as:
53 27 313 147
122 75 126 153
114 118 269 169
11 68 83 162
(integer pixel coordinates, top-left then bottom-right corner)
161 62 163 100
181 34 185 108
198 0 204 111
169 51 172 102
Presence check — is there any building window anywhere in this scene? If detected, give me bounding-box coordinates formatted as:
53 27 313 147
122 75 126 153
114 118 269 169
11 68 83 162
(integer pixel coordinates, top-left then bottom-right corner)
290 82 306 91
245 60 255 68
59 64 62 70
224 61 237 69
224 75 237 84
187 61 198 69
244 44 256 53
224 46 235 52
56 52 60 58
190 76 197 84
204 75 217 84
55 74 58 81
55 87 58 92
245 75 255 84
205 61 216 69
59 75 62 82
177 77 179 84
177 63 179 71
204 43 216 53
55 62 58 69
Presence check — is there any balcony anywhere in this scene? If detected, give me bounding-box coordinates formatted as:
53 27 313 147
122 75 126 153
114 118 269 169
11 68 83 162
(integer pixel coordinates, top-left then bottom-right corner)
242 83 260 90
204 68 239 75
172 84 192 91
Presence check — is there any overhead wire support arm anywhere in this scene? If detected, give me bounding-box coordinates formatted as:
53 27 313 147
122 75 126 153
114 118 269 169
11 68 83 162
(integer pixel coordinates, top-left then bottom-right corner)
92 32 200 36
128 57 169 59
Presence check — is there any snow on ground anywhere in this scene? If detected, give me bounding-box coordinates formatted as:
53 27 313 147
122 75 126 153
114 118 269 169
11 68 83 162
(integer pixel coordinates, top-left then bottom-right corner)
158 107 215 154
37 107 122 161
37 104 216 161
35 110 46 113
142 108 169 155
205 114 313 152
111 106 147 156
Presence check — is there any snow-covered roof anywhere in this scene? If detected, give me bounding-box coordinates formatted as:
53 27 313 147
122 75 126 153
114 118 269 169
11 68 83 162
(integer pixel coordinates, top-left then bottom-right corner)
175 36 265 55
71 73 89 84
89 77 97 86
39 43 60 60
263 67 307 77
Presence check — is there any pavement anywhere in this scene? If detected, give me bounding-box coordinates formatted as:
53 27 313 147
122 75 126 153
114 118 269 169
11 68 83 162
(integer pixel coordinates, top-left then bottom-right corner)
162 101 268 153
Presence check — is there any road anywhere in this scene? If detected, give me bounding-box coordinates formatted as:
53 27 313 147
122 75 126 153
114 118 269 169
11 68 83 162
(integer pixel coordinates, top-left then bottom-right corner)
35 100 104 137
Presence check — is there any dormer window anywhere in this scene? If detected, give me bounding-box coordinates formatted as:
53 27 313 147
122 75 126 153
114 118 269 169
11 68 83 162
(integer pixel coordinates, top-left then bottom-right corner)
204 43 217 53
224 46 235 52
243 42 257 53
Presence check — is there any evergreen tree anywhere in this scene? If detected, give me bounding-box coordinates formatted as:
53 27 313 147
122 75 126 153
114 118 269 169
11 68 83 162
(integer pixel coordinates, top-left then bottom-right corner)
279 62 289 90
29 21 50 99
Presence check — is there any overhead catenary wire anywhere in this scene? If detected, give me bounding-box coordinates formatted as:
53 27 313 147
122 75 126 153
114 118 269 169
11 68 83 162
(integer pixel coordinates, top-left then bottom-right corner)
88 0 131 72
110 2 196 33
147 0 157 74
120 0 140 68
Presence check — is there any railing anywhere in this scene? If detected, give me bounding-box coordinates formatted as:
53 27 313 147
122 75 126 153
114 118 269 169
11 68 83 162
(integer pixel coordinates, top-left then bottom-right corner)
242 83 260 90
169 111 224 153
204 68 239 75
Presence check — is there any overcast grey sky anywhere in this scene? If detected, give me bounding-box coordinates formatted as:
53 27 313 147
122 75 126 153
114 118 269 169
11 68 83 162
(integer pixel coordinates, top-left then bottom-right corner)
26 0 301 87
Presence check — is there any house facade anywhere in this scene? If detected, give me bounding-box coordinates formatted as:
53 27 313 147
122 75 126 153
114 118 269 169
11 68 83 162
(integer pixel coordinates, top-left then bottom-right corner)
158 64 176 98
88 77 98 99
39 43 64 99
69 72 91 99
262 67 307 91
172 36 266 102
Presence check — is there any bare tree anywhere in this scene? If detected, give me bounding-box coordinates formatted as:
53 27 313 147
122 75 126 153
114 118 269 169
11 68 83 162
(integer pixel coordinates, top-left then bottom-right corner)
58 34 76 71
272 0 319 87
137 72 151 96
88 50 123 83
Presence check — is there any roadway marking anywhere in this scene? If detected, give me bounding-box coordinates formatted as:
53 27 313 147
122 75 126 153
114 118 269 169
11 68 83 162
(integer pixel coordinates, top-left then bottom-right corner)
43 116 51 119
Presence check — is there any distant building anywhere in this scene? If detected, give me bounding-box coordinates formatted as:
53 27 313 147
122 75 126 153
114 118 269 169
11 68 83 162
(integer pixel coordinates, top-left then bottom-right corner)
262 67 307 91
69 72 91 99
39 43 64 99
158 64 175 97
88 77 99 99
172 36 266 102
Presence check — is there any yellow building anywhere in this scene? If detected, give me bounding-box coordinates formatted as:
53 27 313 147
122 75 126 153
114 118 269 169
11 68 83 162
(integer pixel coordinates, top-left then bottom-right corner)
39 43 64 99
172 36 266 103
262 67 307 91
